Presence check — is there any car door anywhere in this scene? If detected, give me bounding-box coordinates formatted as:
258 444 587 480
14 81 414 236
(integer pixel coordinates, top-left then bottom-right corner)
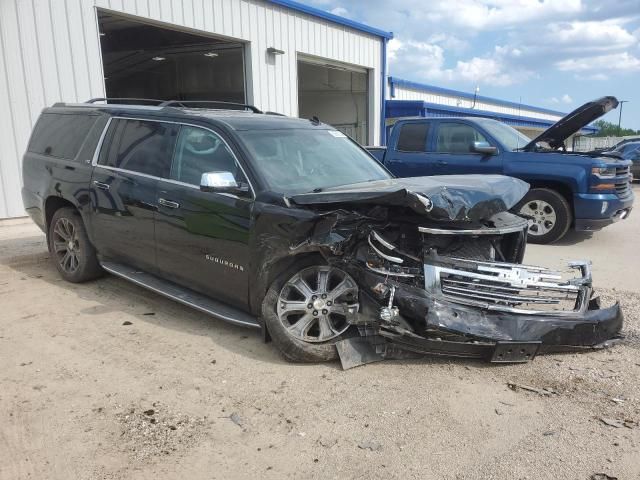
154 124 252 309
431 121 502 175
383 121 438 177
90 118 178 272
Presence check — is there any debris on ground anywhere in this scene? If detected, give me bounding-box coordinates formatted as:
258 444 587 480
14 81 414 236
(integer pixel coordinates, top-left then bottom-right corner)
507 382 557 396
115 402 206 461
358 440 382 451
599 418 624 428
591 474 618 480
122 321 133 326
229 412 244 427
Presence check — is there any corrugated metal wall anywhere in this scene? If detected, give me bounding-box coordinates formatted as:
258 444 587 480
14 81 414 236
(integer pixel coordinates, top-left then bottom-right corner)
0 0 382 218
392 86 562 123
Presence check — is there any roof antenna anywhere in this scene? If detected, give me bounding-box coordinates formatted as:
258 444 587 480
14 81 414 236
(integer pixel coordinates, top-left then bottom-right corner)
310 115 320 125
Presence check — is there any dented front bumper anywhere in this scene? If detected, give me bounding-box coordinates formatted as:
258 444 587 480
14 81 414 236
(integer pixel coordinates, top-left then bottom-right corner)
342 254 623 367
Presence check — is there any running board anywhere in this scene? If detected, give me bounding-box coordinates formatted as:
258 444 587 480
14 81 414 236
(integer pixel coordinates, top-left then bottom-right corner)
100 261 260 329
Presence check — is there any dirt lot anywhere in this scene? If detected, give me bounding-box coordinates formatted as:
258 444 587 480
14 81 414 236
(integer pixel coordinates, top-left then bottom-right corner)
1 191 639 480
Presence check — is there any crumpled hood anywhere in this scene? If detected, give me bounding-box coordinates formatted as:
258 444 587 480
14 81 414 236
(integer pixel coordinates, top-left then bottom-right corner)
524 96 618 151
290 175 529 223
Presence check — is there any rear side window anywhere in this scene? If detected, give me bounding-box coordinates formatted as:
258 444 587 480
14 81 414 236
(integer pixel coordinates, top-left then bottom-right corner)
397 123 429 152
28 113 97 160
98 119 178 178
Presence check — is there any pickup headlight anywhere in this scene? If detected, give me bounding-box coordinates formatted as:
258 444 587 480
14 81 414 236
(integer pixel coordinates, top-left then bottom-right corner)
591 166 616 178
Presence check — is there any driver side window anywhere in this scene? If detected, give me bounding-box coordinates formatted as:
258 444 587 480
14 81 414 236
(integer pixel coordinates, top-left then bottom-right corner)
436 123 488 153
171 125 244 186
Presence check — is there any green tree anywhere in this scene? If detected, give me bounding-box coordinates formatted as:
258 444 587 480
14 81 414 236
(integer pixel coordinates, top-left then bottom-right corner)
593 120 640 137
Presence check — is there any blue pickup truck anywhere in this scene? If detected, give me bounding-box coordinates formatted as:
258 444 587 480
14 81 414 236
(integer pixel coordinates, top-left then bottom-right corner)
368 97 634 244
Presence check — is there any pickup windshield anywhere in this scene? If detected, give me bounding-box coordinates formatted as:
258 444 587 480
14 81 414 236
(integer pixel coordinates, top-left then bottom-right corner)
238 129 391 194
474 118 532 152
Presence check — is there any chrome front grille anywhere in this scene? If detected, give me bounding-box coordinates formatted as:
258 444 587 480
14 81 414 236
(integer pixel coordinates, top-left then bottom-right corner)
616 166 630 176
615 166 632 197
424 257 592 316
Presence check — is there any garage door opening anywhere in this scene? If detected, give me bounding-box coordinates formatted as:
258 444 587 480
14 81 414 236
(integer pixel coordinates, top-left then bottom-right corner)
98 11 246 103
297 60 369 145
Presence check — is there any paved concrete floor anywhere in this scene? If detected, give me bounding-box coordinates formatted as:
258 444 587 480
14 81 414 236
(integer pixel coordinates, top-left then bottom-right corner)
526 183 640 292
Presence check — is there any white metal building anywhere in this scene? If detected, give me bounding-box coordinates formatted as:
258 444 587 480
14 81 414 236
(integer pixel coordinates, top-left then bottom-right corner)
0 0 392 219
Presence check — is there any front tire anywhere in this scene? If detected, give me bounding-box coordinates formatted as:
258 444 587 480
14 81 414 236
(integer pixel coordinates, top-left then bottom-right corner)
49 207 103 283
261 264 359 362
516 188 572 244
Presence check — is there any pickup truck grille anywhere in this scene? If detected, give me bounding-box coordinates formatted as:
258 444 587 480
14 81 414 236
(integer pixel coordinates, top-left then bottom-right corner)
424 257 592 316
615 166 632 197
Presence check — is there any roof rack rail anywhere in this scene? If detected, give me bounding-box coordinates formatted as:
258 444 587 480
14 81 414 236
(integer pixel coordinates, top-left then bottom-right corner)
158 100 263 113
86 97 166 105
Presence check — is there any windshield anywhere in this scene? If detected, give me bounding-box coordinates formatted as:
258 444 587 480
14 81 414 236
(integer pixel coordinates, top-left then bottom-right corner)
474 118 533 152
238 129 391 194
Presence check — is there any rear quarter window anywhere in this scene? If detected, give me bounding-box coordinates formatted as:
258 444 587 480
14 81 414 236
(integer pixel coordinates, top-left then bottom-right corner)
28 113 97 160
396 123 430 152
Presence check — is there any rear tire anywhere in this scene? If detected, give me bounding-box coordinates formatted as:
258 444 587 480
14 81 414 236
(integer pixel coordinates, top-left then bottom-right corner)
261 264 359 363
49 207 103 283
516 188 572 244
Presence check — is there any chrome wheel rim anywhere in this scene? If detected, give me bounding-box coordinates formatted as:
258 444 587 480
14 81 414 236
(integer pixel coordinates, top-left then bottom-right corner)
52 218 81 274
276 266 359 343
519 200 557 237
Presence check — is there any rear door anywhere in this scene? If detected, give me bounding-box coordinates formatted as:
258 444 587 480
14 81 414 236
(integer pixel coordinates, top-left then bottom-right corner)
383 121 438 177
90 118 178 272
430 121 502 174
154 124 252 309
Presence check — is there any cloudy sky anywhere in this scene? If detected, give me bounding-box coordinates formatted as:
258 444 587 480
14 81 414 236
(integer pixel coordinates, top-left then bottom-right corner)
301 0 640 129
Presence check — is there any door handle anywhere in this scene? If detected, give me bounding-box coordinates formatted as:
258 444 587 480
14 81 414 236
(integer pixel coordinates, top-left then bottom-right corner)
93 180 110 190
436 160 448 166
158 198 180 209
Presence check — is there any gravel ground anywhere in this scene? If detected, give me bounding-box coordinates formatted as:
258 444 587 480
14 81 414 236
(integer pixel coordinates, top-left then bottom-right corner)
1 213 639 480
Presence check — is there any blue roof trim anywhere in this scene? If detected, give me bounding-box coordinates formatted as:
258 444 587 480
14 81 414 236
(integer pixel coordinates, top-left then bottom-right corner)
385 100 597 134
265 0 393 39
389 77 568 118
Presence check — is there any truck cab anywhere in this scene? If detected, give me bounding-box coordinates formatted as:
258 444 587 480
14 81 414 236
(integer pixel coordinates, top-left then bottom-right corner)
369 97 634 244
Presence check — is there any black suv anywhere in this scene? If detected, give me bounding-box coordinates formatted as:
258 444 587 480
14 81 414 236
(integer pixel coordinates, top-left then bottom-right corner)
22 100 623 367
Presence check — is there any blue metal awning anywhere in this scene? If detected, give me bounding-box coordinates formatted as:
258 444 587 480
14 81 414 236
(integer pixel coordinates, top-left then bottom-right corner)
386 100 598 135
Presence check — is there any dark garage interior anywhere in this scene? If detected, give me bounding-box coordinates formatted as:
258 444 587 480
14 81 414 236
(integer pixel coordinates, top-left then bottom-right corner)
98 11 246 103
298 60 369 144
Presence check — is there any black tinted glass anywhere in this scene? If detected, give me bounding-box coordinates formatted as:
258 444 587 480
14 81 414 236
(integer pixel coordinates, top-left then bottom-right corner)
397 123 429 152
28 113 97 160
171 126 242 185
98 119 178 177
436 123 487 153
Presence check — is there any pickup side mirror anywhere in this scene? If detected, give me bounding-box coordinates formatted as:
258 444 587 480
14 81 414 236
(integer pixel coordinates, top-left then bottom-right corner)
472 141 498 155
200 171 249 196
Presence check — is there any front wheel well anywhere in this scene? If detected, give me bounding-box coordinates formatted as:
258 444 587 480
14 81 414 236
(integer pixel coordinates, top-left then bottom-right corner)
523 181 574 217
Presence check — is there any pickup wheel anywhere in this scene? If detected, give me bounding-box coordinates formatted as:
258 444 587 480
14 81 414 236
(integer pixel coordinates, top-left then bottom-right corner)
516 188 572 244
49 207 103 283
261 264 359 362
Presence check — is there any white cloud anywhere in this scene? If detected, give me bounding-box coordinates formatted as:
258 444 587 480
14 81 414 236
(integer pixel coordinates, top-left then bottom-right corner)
548 94 573 104
544 20 637 52
329 6 349 17
388 38 531 86
556 52 640 72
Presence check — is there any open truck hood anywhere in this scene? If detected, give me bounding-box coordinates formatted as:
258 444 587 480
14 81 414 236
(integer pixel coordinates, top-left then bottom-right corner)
290 175 529 223
523 96 618 151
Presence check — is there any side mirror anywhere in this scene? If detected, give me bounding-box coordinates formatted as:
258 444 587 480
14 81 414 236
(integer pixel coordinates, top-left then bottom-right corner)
472 141 498 155
200 171 249 195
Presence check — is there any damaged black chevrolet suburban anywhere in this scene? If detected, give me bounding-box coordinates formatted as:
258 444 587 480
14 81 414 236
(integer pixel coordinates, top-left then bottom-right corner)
22 100 623 367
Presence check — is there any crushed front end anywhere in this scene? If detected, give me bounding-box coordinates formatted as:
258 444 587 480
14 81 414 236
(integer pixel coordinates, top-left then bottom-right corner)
337 211 623 367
